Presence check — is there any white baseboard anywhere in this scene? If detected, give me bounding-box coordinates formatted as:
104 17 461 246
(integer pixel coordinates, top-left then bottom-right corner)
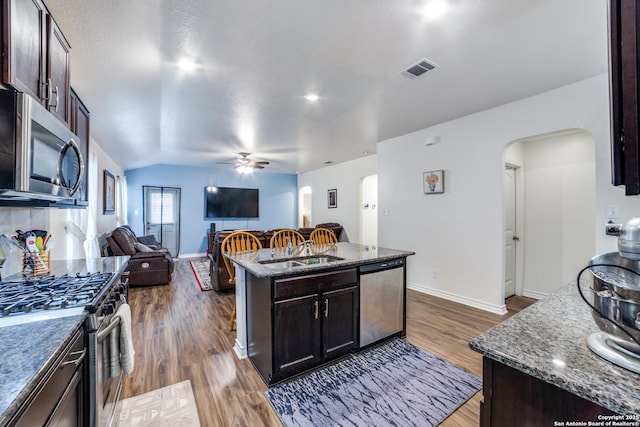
407 282 508 315
522 289 546 300
178 252 207 259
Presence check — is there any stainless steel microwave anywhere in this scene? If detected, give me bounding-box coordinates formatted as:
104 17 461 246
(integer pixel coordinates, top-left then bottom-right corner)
0 90 84 201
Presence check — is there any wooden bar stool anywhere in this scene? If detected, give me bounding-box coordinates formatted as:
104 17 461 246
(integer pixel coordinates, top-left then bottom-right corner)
221 231 263 331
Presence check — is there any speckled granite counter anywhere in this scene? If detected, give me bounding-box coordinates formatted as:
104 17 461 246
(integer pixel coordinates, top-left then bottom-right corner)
469 283 640 416
224 242 415 278
0 315 86 426
0 256 129 425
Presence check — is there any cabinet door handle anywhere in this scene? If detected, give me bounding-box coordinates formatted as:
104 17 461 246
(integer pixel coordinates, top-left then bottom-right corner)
314 301 319 319
324 299 329 318
45 78 52 104
53 85 59 112
61 349 86 368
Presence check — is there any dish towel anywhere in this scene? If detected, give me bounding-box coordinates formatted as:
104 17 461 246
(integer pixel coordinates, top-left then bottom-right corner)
108 321 121 377
113 302 135 374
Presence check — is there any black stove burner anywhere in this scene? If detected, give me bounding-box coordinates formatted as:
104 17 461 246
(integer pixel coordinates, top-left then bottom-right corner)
0 272 114 317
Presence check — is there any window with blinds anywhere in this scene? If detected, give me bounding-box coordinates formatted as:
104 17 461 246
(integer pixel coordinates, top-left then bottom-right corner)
149 192 174 224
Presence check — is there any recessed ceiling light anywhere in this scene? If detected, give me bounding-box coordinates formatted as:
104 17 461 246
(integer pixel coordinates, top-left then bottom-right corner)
420 1 447 20
177 58 198 72
304 93 319 101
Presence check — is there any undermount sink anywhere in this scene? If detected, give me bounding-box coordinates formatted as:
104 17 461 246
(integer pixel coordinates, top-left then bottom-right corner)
259 255 344 269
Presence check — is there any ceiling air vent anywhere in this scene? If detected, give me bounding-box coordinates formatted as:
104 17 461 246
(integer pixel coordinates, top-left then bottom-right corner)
400 58 438 79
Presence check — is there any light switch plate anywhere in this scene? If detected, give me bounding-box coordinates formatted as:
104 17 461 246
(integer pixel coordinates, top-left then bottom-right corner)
606 206 620 220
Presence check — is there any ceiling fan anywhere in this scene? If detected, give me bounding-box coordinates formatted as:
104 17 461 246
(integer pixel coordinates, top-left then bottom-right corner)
217 152 270 173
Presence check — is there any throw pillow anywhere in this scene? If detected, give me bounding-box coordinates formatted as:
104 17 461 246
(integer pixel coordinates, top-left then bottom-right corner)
134 242 154 252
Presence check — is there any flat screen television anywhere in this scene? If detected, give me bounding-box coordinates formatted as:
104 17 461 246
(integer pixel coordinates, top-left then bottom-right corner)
205 186 259 218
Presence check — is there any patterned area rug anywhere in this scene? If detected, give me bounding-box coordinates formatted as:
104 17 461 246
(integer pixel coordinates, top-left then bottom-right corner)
190 259 213 291
265 338 482 427
116 380 200 426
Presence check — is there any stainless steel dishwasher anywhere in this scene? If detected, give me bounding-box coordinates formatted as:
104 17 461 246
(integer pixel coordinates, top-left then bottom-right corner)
358 258 405 347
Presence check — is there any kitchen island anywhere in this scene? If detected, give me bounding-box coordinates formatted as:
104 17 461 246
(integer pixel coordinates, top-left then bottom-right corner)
470 283 640 425
224 242 414 385
0 256 129 426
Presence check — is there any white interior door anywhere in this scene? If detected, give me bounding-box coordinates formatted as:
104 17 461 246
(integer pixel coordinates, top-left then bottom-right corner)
504 167 517 298
143 186 181 256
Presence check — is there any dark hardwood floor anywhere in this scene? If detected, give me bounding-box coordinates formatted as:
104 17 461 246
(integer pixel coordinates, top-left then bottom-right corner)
121 258 536 426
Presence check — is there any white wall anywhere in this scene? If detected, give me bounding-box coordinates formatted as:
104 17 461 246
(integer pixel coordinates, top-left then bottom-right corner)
92 139 124 237
298 155 377 243
361 175 378 247
378 74 640 314
519 131 596 298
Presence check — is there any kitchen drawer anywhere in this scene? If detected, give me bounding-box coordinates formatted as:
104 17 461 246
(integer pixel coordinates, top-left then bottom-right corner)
11 328 85 426
274 269 357 299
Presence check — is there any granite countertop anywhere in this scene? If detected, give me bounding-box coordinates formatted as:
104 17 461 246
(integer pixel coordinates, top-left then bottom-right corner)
0 255 130 425
224 242 415 278
0 315 86 425
469 283 640 415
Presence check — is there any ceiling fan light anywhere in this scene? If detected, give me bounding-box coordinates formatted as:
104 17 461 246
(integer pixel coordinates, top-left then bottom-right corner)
237 165 253 175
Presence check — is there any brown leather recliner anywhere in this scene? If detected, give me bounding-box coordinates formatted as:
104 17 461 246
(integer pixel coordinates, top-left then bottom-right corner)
105 226 174 286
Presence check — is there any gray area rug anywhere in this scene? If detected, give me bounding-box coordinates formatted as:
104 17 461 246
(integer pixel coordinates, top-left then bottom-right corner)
116 380 201 426
265 338 481 427
190 259 213 291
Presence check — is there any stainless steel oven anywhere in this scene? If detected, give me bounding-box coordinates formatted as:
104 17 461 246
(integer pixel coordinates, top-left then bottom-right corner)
86 278 129 427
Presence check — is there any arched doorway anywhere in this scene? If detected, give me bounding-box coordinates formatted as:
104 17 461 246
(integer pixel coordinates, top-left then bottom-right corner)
503 130 596 302
299 186 312 228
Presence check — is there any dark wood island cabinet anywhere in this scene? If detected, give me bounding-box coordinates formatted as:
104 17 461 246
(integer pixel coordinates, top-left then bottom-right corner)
225 243 414 387
248 268 358 385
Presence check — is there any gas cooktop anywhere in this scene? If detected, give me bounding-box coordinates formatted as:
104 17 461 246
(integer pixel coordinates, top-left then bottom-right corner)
0 272 114 327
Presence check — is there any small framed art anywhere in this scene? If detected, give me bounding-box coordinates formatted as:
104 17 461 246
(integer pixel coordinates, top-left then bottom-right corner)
103 170 116 214
423 170 444 194
328 188 337 208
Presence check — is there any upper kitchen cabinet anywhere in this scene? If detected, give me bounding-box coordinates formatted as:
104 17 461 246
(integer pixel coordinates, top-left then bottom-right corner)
609 0 640 195
68 88 90 205
1 0 71 125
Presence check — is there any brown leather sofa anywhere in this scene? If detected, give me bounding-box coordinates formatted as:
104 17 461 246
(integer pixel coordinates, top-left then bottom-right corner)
208 224 343 292
103 226 175 286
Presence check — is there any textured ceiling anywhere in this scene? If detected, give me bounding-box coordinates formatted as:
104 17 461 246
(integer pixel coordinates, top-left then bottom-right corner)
45 0 608 174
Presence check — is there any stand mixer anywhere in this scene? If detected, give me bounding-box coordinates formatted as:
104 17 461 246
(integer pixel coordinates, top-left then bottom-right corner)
582 218 640 374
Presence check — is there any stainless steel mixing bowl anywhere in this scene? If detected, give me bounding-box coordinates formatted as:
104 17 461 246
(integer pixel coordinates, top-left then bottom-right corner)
587 252 640 344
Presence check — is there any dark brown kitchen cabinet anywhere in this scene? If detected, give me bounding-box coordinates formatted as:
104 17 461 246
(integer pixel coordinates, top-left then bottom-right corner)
68 88 90 205
273 285 358 379
322 286 358 358
2 0 71 124
248 268 358 386
479 357 617 426
274 294 322 377
9 328 86 427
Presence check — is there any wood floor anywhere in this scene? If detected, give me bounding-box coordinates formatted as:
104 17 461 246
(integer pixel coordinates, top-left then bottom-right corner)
121 259 536 426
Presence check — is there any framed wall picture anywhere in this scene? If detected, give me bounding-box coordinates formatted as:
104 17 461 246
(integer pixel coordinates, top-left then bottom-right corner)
423 170 444 194
103 170 116 214
328 188 337 208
